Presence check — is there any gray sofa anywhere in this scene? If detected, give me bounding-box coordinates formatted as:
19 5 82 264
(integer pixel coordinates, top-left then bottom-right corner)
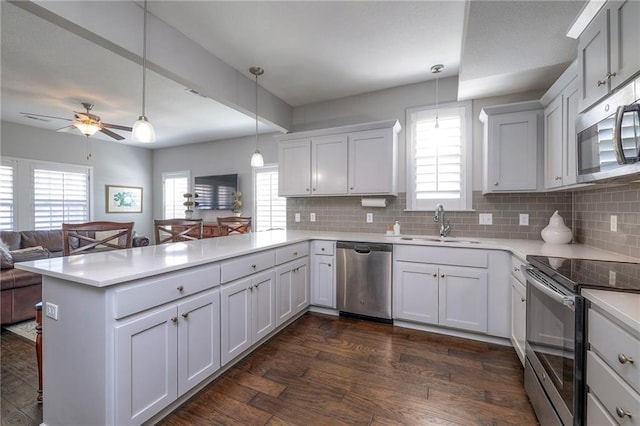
1 229 149 325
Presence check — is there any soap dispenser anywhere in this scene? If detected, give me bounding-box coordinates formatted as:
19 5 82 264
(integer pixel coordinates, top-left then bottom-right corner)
393 221 401 236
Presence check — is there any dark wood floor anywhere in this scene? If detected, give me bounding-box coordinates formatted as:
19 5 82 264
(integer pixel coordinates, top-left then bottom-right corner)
0 313 538 426
161 313 538 426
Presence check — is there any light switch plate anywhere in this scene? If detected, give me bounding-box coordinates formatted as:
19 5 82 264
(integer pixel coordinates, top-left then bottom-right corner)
519 214 529 226
294 213 300 222
610 215 617 232
310 213 316 222
479 213 493 225
366 213 373 223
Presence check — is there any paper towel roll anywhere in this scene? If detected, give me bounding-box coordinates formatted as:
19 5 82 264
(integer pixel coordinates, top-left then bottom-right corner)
361 198 387 208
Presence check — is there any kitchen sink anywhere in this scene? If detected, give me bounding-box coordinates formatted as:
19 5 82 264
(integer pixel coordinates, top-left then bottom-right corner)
400 236 481 244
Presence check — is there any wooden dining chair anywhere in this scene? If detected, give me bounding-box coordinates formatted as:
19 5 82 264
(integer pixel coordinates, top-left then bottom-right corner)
62 221 134 256
154 219 203 244
217 217 251 236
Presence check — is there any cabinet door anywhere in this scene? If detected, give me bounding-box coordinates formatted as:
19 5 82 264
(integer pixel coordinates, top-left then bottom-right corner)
578 11 609 111
311 254 335 308
392 262 439 324
177 289 220 396
438 266 488 333
279 139 311 196
488 110 540 191
609 0 640 90
311 134 348 195
293 260 309 314
275 265 294 327
252 270 276 343
115 305 178 426
563 80 580 186
348 129 394 194
220 278 252 366
510 276 526 366
544 94 564 189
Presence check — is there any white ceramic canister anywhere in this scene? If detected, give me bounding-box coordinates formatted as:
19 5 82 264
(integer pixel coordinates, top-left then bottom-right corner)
541 210 572 244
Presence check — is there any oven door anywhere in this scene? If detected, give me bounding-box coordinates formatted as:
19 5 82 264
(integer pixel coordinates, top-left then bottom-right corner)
525 267 584 426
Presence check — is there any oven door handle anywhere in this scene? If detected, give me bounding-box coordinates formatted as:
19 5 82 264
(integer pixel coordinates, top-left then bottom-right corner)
525 267 575 310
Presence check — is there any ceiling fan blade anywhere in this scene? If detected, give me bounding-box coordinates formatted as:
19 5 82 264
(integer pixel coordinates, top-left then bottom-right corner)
20 112 72 121
102 123 133 132
56 125 77 133
99 127 125 141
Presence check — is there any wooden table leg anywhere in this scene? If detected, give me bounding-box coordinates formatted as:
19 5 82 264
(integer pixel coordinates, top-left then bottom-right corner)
35 302 43 403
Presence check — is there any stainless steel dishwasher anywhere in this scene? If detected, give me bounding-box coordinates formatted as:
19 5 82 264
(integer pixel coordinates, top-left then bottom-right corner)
336 241 393 322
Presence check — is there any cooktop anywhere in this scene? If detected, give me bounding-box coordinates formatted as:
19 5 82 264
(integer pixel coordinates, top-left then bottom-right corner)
527 255 640 294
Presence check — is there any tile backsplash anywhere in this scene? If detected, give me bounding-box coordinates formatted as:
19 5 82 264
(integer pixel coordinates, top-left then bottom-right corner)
287 183 640 258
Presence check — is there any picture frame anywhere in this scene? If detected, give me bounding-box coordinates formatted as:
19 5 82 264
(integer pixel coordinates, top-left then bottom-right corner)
105 185 143 213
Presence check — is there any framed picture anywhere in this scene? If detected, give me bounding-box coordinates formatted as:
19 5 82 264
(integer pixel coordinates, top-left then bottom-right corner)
106 185 143 213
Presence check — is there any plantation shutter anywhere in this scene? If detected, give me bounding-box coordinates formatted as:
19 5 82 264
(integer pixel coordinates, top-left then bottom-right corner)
0 163 15 230
33 167 89 230
254 165 286 232
163 172 189 219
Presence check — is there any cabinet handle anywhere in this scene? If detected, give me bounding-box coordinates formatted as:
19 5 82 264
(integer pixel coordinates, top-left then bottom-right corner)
618 353 634 364
441 274 445 278
615 407 632 419
606 71 617 80
181 312 189 318
171 317 178 324
321 248 325 251
514 267 520 272
597 79 607 87
293 252 298 256
249 285 254 291
350 187 354 190
312 188 316 191
327 263 331 267
432 273 437 277
555 176 562 181
521 297 526 303
306 188 310 192
251 264 257 269
494 181 499 186
177 285 184 292
255 283 260 289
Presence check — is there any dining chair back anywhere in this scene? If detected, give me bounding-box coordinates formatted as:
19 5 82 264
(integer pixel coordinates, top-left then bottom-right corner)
154 219 203 244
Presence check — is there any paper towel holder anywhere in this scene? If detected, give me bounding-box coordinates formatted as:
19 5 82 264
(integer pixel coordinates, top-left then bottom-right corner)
361 197 387 208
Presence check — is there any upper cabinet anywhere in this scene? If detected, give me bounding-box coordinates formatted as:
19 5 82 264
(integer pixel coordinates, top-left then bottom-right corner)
578 0 640 112
277 120 401 197
479 101 544 194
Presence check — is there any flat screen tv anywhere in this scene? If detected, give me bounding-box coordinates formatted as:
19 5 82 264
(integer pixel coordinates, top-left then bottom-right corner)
194 174 237 210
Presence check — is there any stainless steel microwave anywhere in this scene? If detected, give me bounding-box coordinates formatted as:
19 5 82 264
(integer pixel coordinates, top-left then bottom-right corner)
576 76 640 183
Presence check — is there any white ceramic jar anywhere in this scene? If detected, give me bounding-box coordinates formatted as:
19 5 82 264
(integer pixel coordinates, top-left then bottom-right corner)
541 210 572 244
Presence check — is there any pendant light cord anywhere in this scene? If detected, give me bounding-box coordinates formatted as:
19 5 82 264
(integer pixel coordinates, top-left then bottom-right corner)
255 72 259 150
142 0 148 117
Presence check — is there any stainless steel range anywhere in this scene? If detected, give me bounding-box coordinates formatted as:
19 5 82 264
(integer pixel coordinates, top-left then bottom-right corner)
524 255 640 425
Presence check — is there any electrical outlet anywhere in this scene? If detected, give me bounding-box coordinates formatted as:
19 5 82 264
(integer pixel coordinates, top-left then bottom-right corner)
45 302 58 321
609 270 617 286
479 213 493 225
610 215 617 232
519 214 529 226
294 213 300 223
366 213 373 223
310 213 316 222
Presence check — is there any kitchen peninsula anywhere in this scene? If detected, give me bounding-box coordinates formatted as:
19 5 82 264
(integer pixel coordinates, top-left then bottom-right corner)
17 230 637 426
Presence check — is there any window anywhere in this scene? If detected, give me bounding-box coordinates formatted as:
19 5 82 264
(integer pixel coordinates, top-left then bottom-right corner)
0 160 16 231
406 100 472 211
254 165 286 232
32 164 90 230
163 171 189 219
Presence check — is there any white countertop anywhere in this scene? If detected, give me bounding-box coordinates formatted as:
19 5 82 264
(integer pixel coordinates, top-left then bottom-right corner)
583 289 640 336
15 230 639 288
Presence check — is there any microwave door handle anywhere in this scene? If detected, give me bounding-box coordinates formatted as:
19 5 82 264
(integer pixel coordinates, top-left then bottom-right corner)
525 267 575 309
613 105 626 164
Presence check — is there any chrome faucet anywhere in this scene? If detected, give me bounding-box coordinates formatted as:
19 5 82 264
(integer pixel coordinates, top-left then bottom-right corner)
433 204 451 237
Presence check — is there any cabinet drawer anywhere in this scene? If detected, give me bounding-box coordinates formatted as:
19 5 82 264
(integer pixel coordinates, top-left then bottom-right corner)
587 350 640 425
276 242 309 265
220 250 275 283
510 256 526 284
589 309 640 393
312 240 335 256
394 245 488 268
586 392 617 426
115 264 220 319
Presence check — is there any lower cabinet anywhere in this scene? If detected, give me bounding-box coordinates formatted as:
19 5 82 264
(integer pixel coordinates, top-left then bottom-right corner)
275 257 309 326
310 241 336 308
510 275 526 364
220 270 276 366
115 289 220 425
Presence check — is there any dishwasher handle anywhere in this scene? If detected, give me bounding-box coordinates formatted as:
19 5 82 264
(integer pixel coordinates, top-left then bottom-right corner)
336 241 393 253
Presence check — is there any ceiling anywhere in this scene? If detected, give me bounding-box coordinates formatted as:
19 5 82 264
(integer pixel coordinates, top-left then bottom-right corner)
1 0 585 150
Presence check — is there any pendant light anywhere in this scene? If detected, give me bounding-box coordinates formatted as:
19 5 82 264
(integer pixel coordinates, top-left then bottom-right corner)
431 64 444 128
250 66 264 167
132 0 156 143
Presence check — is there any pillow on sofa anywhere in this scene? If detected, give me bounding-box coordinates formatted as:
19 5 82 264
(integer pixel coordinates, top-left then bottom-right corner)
10 246 51 263
95 230 126 249
0 239 13 269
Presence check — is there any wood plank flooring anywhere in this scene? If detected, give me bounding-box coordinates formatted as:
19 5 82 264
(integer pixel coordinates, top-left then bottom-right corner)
0 313 538 425
161 313 538 425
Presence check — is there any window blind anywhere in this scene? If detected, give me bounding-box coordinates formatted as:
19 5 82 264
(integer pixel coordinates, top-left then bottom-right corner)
33 168 89 230
254 166 286 232
0 164 15 230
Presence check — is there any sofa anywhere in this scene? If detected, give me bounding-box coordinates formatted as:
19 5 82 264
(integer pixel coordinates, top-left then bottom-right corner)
0 229 149 325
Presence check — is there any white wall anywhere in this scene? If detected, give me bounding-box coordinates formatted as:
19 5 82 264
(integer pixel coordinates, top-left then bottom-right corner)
151 132 280 222
0 121 154 237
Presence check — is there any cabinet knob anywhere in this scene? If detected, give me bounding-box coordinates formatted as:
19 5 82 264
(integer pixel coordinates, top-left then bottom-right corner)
618 353 634 364
312 188 316 191
249 285 254 291
171 317 178 324
181 312 189 318
306 188 310 192
597 79 607 87
521 297 526 303
327 263 331 267
350 187 354 190
441 274 445 278
251 264 257 269
432 273 437 277
255 283 260 289
293 252 298 256
555 176 562 181
177 285 184 292
321 248 325 251
615 407 632 419
514 267 520 272
494 181 499 186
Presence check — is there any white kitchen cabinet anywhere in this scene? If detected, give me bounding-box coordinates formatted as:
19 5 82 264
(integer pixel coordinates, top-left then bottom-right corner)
510 274 526 365
578 0 640 112
310 240 336 308
544 92 565 189
115 289 220 425
438 266 488 333
393 261 439 324
220 270 276 366
480 101 543 194
275 257 309 326
277 120 400 197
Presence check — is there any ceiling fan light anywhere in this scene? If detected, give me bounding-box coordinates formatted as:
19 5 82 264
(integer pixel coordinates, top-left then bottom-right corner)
73 120 101 136
250 149 264 167
132 116 156 143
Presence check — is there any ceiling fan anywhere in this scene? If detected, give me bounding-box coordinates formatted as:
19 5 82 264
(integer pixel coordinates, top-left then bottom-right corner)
20 103 133 141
